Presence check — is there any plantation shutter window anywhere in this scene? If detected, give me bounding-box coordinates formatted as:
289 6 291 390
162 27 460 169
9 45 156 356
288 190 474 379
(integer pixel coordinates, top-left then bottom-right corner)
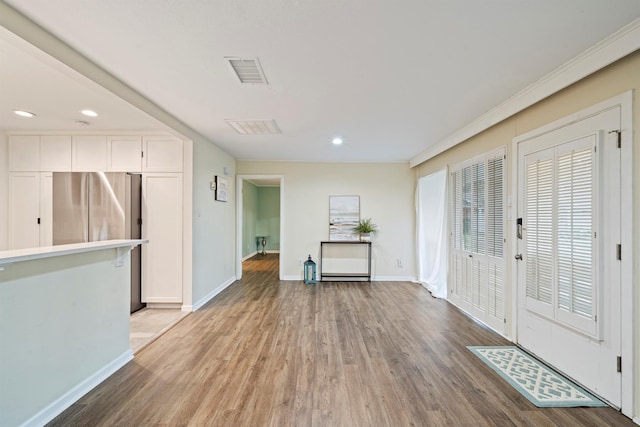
522 135 599 337
524 150 554 317
487 154 505 320
487 156 504 258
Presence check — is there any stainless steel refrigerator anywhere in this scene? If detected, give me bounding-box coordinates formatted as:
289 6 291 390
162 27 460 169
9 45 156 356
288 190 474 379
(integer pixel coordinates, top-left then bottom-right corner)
52 172 144 313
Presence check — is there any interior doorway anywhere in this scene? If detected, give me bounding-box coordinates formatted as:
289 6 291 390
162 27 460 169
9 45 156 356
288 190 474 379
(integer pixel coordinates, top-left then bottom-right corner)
236 175 284 280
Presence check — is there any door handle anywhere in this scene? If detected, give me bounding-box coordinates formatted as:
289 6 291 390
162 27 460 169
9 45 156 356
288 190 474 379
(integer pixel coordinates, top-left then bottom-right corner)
514 254 523 261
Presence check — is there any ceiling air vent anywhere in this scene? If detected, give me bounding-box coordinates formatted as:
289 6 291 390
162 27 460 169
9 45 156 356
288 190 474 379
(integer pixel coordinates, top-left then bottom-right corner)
225 119 281 135
224 57 268 84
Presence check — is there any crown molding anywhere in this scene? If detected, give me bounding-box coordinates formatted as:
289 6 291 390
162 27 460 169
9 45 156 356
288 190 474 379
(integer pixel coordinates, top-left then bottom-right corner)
409 17 640 168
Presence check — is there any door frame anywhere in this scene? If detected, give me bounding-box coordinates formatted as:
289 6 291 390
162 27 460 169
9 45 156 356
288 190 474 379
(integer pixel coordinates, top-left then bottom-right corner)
235 175 285 280
510 91 633 415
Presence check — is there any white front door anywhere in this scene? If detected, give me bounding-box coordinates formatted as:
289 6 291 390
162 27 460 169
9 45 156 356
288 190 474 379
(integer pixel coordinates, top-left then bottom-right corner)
515 106 621 406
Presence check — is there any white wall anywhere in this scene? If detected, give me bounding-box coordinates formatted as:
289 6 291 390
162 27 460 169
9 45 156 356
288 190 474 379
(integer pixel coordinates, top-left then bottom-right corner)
190 139 237 308
0 131 7 250
0 249 131 427
237 161 416 280
242 180 258 258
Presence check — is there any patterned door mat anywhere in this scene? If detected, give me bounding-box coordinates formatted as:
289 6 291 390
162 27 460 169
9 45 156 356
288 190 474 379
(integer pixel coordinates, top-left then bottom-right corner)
467 346 607 407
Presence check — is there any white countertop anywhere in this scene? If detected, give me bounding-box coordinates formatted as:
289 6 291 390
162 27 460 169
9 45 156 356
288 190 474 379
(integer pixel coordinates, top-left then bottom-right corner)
0 239 148 269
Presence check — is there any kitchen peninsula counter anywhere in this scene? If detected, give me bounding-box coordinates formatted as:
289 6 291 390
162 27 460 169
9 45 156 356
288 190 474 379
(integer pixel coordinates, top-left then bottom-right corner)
0 239 148 269
0 239 147 427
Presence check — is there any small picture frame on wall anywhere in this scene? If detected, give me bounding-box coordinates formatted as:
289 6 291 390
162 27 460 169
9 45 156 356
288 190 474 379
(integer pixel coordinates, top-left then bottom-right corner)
215 176 228 202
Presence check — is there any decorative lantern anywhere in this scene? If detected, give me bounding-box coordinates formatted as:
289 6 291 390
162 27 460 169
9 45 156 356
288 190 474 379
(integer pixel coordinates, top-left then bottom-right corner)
303 255 317 284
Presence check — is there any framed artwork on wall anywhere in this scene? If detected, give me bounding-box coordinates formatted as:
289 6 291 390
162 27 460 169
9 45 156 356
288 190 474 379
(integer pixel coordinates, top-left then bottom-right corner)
215 176 228 202
329 195 360 241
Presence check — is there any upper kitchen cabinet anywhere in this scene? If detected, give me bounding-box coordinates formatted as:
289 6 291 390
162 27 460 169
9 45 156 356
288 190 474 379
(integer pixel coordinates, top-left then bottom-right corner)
9 135 40 171
142 136 183 172
40 136 72 171
108 136 142 172
72 135 108 171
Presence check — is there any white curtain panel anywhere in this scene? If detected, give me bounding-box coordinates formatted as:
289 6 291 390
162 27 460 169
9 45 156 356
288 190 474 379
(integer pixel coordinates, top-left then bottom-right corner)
416 168 448 298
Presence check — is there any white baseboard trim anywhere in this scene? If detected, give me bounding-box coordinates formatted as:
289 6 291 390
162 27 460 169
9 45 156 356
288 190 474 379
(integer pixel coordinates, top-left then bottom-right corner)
242 251 258 261
191 276 237 311
279 275 417 282
243 251 280 261
372 276 418 282
21 349 133 427
633 416 640 425
146 303 182 309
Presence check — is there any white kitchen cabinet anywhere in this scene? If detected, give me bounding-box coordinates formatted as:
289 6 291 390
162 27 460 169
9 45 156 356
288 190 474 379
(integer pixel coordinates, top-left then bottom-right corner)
72 136 108 171
142 173 183 303
142 136 183 172
40 172 53 246
9 135 40 171
8 172 52 249
108 136 142 172
40 136 72 171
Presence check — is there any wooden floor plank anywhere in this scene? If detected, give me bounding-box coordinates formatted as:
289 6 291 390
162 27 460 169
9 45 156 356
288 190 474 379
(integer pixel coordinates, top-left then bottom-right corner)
47 254 633 426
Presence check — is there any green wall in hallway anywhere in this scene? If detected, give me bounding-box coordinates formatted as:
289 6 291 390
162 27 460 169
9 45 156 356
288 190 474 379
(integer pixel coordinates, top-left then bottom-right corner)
243 183 280 258
257 187 280 252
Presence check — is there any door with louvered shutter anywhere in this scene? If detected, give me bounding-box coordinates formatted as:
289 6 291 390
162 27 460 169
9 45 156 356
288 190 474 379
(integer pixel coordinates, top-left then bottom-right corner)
516 108 621 407
449 148 505 333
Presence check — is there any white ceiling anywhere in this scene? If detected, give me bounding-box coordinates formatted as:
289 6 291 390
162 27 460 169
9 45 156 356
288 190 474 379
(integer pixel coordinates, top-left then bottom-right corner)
2 1 640 163
0 26 165 133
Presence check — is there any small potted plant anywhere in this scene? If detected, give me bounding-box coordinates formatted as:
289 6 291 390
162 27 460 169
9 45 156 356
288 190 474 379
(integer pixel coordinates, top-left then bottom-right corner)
353 218 377 242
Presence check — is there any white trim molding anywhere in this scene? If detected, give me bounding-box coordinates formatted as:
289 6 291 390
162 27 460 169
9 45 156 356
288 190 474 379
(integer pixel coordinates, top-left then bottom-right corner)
279 276 418 282
189 276 237 312
243 250 280 261
21 350 133 427
236 175 285 281
618 91 634 419
373 276 418 282
410 17 640 167
242 251 259 261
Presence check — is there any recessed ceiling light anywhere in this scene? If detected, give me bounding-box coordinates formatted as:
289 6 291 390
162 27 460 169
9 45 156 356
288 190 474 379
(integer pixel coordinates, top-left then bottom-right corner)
332 137 343 145
81 109 98 117
13 110 36 118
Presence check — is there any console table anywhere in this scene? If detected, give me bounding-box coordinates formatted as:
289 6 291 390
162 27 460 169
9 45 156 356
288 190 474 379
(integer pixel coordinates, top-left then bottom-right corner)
320 241 372 281
255 236 270 256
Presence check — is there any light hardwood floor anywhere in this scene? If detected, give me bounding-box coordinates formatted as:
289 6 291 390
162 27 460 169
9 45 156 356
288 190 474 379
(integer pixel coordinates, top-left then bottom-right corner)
49 254 632 426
